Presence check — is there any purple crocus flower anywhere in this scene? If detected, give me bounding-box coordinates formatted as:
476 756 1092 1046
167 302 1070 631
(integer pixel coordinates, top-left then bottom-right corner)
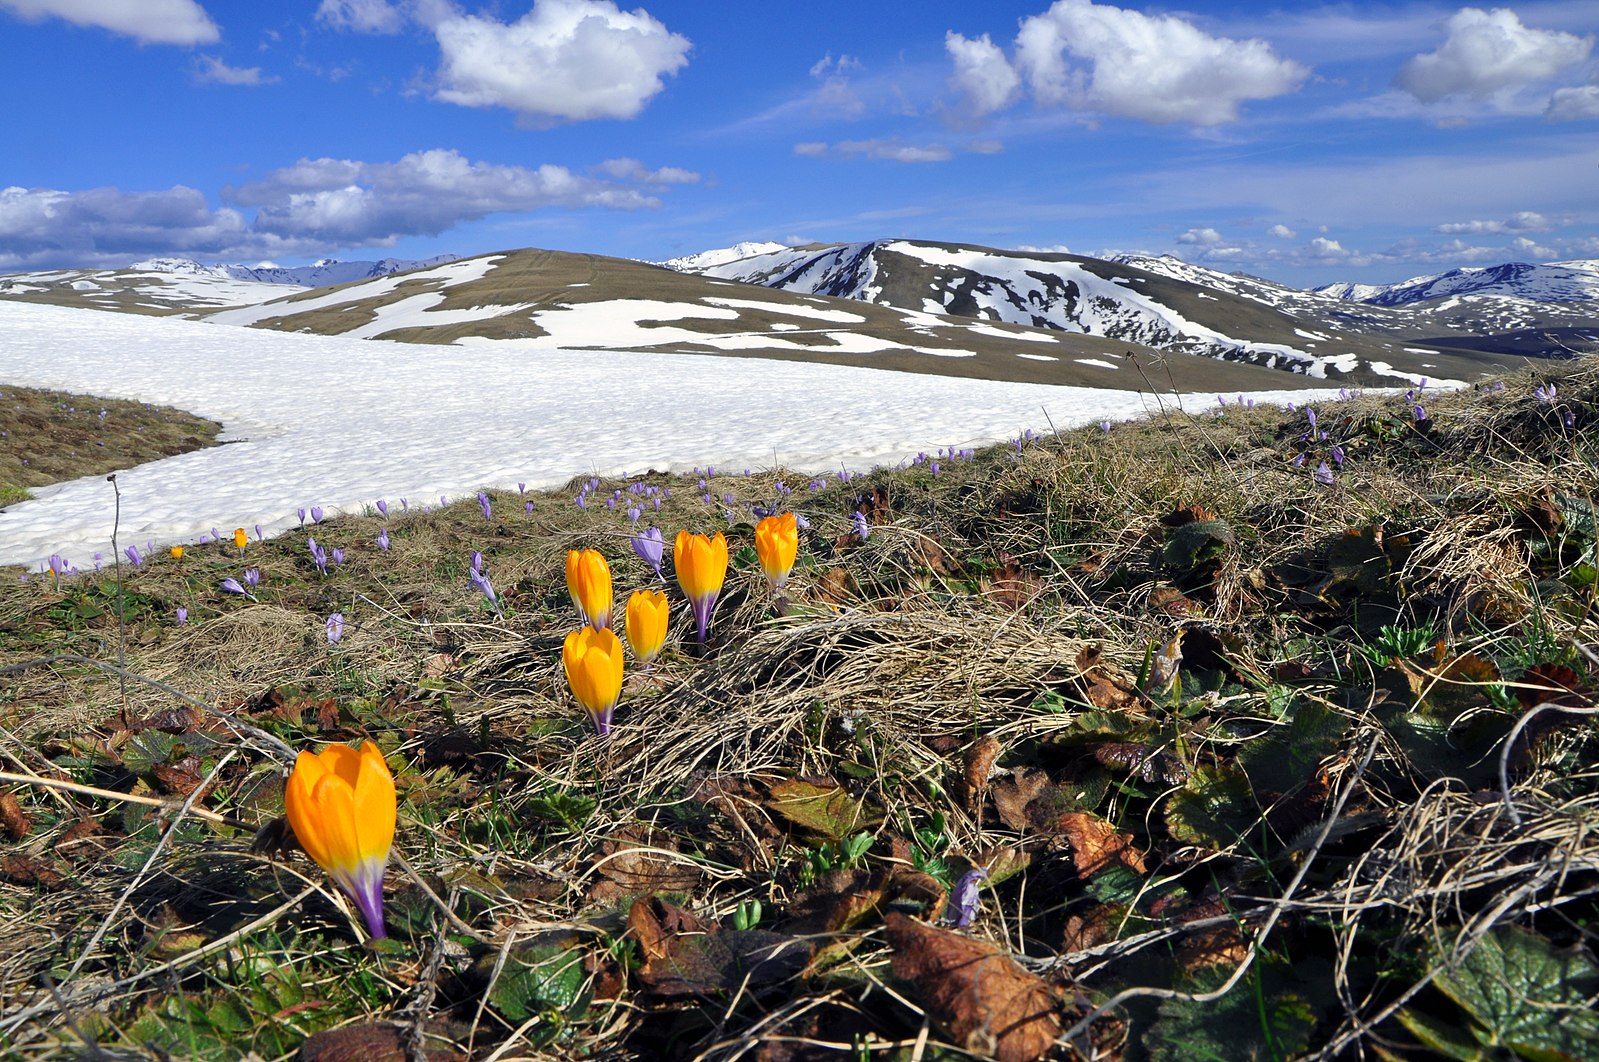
376 528 390 551
1330 445 1346 467
124 545 142 567
310 506 324 524
1099 420 1112 433
478 492 492 521
1306 408 1317 428
468 567 503 618
297 508 306 527
244 568 260 587
1534 383 1557 405
376 499 388 517
254 524 264 541
852 511 870 540
400 498 408 510
944 867 988 928
326 613 344 645
220 576 254 599
1412 404 1427 422
331 547 344 567
1313 461 1335 486
627 505 641 524
575 494 587 510
525 501 535 514
175 607 188 626
470 550 483 574
518 482 526 494
631 528 665 580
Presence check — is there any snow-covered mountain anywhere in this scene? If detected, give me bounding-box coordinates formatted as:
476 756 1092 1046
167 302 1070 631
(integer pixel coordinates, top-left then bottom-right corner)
656 242 788 273
669 239 1485 382
1315 260 1599 306
129 255 461 288
669 240 1595 372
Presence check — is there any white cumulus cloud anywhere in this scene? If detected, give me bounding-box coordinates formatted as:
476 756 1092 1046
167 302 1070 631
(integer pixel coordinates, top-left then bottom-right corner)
429 0 691 123
1010 0 1307 125
315 0 403 34
1436 210 1550 234
1177 226 1224 245
946 31 1020 115
1267 223 1296 239
233 149 657 242
0 0 218 44
1395 7 1592 103
1546 83 1599 120
0 149 675 269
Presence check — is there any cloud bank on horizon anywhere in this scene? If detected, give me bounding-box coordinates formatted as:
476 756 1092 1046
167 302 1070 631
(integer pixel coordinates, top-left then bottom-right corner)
0 0 1594 285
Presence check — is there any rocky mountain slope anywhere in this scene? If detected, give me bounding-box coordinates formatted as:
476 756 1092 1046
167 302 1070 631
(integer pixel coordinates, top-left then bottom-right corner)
672 240 1555 383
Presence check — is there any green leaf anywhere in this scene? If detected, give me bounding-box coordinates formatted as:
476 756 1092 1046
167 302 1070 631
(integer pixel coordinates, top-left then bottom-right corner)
766 778 882 843
1239 700 1349 797
1145 961 1318 1062
1432 925 1599 1062
1165 766 1259 851
1162 519 1234 575
491 946 589 1024
1396 1006 1488 1060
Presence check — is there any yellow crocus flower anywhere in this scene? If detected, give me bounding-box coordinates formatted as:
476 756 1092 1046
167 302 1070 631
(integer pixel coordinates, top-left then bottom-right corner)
283 741 396 939
169 545 184 560
565 549 613 629
234 528 248 553
754 512 799 591
674 530 728 644
625 588 670 666
563 625 624 736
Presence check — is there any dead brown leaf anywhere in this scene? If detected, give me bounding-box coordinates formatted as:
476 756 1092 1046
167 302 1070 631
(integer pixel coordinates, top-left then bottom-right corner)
885 912 1062 1062
0 853 67 891
595 829 702 894
963 735 1002 811
0 792 30 840
627 897 811 998
151 755 210 798
991 766 1053 833
987 553 1041 610
1056 812 1148 878
1074 643 1140 711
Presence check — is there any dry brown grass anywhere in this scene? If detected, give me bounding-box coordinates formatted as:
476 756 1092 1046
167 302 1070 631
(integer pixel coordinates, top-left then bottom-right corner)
0 356 1595 1060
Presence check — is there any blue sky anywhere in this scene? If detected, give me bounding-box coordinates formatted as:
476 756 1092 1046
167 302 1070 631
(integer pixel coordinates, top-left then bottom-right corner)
1 0 1595 286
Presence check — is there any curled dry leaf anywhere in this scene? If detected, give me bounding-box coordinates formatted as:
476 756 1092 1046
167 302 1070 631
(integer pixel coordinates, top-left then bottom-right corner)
991 766 1054 833
1074 643 1140 712
885 912 1062 1062
0 792 30 840
963 735 1002 811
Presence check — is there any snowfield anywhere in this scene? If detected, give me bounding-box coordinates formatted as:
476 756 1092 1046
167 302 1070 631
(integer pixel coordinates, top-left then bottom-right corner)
1 300 1337 571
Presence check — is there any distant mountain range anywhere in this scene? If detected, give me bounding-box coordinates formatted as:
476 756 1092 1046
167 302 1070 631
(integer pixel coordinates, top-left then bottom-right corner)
667 239 1597 368
129 255 462 288
1312 259 1599 306
2 241 1593 389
